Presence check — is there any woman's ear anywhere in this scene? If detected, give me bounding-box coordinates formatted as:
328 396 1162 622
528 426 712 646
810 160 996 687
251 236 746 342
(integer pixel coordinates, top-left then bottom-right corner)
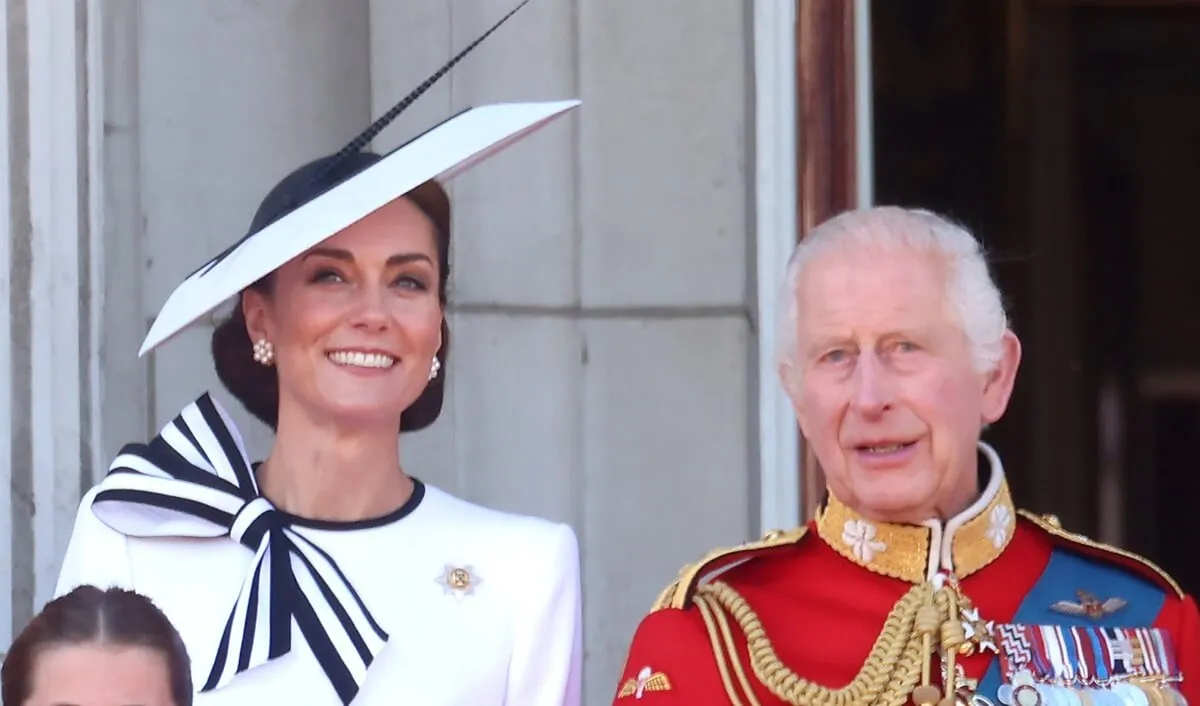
241 289 272 343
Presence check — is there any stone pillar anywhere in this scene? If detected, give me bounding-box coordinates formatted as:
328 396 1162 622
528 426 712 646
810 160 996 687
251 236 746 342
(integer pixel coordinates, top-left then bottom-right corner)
370 2 757 701
133 1 372 454
0 0 105 640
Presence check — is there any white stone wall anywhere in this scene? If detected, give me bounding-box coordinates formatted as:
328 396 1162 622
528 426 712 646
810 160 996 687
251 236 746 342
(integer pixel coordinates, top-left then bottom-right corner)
0 0 108 652
0 2 772 703
368 4 759 699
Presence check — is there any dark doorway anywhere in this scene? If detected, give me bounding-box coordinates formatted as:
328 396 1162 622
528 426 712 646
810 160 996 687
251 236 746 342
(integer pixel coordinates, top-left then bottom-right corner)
871 0 1200 595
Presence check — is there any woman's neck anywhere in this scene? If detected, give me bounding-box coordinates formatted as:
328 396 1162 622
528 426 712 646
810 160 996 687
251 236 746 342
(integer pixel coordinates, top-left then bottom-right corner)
257 401 413 522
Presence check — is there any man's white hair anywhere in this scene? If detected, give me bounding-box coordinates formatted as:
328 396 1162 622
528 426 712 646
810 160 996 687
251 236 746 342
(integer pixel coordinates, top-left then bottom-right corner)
775 206 1009 375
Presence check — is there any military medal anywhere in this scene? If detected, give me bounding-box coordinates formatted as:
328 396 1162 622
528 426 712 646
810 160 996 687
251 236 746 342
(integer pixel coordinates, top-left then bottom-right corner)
995 623 1185 706
960 605 999 656
998 670 1045 706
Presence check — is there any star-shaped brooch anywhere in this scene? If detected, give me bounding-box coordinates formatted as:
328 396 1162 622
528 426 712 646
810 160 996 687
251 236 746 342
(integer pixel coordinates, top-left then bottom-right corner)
436 565 482 602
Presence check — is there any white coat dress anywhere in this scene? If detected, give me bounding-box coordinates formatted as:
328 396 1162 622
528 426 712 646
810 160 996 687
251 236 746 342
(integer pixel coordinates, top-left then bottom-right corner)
54 393 583 706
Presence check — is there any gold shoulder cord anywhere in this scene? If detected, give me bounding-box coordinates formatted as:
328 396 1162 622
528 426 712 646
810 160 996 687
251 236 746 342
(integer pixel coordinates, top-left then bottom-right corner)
695 579 973 706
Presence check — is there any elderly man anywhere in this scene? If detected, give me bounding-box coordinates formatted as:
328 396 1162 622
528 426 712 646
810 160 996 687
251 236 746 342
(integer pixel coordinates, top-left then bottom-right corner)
610 207 1200 706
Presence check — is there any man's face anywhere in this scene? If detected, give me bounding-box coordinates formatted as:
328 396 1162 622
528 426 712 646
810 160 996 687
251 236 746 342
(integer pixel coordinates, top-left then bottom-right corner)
784 244 1020 524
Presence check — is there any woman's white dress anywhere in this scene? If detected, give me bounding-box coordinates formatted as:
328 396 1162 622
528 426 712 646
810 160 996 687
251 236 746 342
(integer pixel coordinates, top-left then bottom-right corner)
54 393 582 706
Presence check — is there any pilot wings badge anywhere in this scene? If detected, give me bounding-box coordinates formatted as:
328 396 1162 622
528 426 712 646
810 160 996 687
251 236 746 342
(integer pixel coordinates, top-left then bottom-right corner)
1048 590 1127 621
617 666 672 700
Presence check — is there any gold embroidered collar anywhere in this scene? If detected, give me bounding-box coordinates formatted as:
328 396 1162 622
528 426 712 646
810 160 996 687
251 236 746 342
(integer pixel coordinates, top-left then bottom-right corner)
814 441 1016 583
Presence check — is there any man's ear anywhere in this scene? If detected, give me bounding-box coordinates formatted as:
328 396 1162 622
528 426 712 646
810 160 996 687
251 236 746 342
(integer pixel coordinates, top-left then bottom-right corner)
980 329 1021 425
778 360 810 435
778 360 797 396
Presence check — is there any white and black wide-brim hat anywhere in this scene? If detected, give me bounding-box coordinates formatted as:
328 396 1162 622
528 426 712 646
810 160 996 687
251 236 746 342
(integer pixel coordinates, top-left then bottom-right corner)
138 0 579 430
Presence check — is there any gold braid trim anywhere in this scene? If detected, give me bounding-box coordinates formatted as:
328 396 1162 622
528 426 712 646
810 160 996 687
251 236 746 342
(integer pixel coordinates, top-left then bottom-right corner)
651 580 681 612
696 580 952 706
694 593 758 706
1018 510 1184 598
652 528 809 612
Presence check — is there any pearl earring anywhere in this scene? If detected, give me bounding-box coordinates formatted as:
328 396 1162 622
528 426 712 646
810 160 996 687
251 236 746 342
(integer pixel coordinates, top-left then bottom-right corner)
252 338 275 366
429 357 441 380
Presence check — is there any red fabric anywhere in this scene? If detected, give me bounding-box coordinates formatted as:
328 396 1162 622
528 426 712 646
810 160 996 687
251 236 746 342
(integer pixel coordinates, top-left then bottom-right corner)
610 519 1200 705
1156 593 1200 705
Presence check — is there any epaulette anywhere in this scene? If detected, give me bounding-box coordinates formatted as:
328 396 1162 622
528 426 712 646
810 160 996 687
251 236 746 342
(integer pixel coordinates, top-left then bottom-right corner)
1018 509 1183 598
650 527 809 612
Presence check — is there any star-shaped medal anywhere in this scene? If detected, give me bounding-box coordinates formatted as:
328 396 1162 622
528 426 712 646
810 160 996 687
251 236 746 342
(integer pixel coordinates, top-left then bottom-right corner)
435 564 482 602
959 606 998 655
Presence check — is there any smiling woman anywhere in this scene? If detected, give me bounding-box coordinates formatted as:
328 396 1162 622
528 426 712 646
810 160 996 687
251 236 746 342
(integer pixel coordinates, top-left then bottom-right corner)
207 156 453 523
211 159 452 436
46 4 584 706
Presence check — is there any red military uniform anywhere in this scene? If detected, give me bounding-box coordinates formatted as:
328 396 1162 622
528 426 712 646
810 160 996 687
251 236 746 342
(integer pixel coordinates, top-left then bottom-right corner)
612 446 1200 706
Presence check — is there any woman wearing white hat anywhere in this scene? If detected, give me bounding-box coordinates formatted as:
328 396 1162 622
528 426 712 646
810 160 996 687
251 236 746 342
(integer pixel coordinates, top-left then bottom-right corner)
51 4 582 705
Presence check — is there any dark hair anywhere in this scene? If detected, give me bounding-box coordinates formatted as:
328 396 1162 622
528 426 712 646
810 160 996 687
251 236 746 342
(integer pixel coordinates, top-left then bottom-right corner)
211 151 452 432
2 585 192 706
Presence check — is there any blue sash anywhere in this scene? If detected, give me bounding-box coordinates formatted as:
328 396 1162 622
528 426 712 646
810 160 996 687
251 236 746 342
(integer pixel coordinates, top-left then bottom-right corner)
976 548 1169 699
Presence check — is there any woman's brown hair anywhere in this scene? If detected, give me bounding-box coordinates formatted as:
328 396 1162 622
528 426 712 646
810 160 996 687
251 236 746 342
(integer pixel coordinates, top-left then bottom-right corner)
2 585 192 706
211 151 452 432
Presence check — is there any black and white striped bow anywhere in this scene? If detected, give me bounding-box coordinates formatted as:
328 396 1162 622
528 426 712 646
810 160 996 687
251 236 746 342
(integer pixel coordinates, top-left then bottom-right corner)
89 393 387 705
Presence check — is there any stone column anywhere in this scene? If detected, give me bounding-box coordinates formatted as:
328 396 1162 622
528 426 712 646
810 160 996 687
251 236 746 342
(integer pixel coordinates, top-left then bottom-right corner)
133 1 372 455
0 0 105 639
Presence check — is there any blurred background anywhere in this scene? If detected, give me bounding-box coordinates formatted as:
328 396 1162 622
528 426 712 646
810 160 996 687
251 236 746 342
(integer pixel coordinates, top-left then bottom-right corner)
0 1 1197 704
870 0 1200 604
